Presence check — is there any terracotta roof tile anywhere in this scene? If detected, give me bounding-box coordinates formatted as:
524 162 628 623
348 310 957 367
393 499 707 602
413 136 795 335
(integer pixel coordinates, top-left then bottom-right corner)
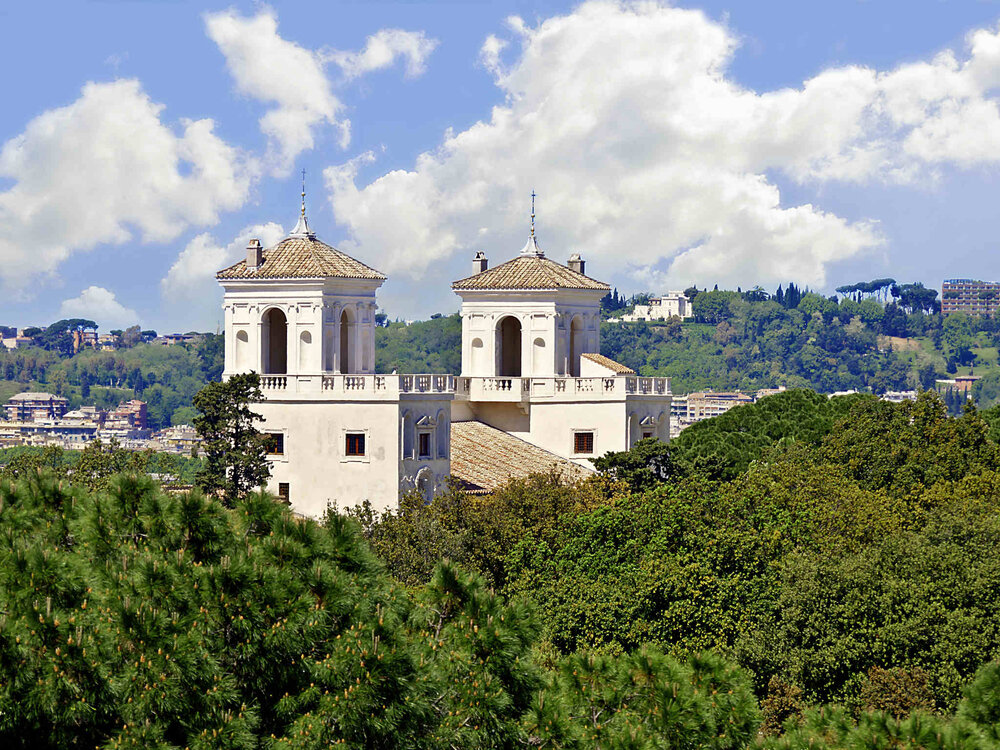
581 353 635 374
449 420 593 493
217 236 386 281
452 254 609 292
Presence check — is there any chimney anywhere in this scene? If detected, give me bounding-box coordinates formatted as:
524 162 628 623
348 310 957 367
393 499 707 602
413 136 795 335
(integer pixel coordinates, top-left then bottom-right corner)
472 251 488 274
246 239 263 269
568 253 585 275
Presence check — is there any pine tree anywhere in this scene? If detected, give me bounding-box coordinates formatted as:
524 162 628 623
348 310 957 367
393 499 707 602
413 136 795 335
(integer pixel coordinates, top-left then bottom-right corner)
193 373 270 505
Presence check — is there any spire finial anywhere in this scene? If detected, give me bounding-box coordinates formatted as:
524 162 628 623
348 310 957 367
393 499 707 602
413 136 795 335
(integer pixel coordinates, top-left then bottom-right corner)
530 190 536 239
290 168 315 238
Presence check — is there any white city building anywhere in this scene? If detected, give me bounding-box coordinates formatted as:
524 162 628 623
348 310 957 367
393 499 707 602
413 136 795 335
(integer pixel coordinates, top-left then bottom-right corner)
620 292 693 322
218 198 671 517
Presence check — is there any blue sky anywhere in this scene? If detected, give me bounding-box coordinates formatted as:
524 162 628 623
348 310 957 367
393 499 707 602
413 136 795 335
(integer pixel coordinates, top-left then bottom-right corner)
3 1 1000 333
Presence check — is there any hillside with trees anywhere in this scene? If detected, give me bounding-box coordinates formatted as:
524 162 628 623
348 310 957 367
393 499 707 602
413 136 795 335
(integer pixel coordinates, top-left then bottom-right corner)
8 389 1000 745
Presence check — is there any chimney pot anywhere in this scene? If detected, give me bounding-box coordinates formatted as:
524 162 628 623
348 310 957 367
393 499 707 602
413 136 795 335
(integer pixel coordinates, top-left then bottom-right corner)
473 251 488 274
247 239 263 269
568 253 584 275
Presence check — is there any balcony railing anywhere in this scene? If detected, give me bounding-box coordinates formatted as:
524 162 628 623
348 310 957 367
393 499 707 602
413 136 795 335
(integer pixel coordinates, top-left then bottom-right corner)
257 373 454 397
456 375 670 401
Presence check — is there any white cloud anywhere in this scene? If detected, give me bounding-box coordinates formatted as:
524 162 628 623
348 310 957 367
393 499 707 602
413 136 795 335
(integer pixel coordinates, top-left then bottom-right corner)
60 286 139 329
0 79 252 297
205 8 346 174
325 1 1000 291
205 9 437 174
326 28 438 80
162 222 285 301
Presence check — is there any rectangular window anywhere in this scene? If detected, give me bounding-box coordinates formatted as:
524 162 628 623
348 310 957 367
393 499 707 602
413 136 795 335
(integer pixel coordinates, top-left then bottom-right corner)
265 432 284 455
418 432 431 458
278 483 290 503
642 430 654 440
345 432 366 457
574 431 594 455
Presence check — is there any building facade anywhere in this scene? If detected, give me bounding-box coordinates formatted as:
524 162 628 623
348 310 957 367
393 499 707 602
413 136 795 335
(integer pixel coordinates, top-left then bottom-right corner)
618 292 693 322
942 279 1000 316
218 201 671 517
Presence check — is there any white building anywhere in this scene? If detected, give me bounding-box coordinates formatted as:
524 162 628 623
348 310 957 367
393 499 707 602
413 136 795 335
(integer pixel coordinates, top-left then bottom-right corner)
218 199 671 517
619 292 692 322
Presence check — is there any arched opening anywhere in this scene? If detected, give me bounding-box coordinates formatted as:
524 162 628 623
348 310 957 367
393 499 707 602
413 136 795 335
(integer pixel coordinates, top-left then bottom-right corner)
570 316 585 377
627 412 640 448
262 308 287 374
298 330 312 371
497 316 522 377
340 309 354 374
235 329 249 370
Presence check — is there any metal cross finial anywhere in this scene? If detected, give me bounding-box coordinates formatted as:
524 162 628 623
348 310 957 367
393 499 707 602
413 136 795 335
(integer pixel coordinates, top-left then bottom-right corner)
530 190 536 238
300 168 307 217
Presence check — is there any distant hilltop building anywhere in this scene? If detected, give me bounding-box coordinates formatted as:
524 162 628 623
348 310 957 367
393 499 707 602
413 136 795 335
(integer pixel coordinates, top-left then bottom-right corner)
941 279 1000 316
616 292 692 322
216 190 671 517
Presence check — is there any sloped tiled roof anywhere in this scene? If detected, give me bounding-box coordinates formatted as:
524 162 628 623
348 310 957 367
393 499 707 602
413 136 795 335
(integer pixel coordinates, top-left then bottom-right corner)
581 353 635 374
449 420 593 494
452 254 610 292
217 236 386 281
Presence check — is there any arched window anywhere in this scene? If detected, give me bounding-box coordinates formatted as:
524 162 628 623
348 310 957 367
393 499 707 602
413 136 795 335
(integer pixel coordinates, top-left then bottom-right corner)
401 411 414 459
497 316 522 377
262 309 287 374
570 316 585 377
340 308 354 374
435 409 449 458
235 329 249 370
298 330 312 371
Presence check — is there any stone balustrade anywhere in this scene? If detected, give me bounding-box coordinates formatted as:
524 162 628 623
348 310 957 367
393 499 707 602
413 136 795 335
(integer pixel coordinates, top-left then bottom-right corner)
255 373 454 399
455 375 669 402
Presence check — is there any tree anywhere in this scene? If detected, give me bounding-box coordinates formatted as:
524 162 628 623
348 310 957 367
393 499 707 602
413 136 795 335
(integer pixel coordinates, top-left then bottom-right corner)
593 437 675 492
193 373 271 505
121 324 141 348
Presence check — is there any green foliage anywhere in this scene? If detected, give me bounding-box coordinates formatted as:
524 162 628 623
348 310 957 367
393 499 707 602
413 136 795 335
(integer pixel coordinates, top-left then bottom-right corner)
0 443 203 487
670 389 870 480
592 437 675 491
0 335 223 429
375 314 461 374
193 373 270 506
526 649 760 748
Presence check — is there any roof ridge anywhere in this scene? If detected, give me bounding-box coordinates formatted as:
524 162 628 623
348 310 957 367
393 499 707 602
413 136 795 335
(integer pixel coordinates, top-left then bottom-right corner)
452 253 609 291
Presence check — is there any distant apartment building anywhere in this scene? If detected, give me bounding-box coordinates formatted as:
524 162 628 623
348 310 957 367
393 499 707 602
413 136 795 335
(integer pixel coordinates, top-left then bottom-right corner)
617 292 693 322
4 392 69 422
106 399 148 430
942 279 1000 316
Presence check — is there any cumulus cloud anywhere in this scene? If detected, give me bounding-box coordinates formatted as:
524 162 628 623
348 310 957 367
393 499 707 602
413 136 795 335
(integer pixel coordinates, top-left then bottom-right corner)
326 29 438 80
162 222 285 301
0 79 251 297
205 9 437 174
60 286 139 329
205 8 347 173
325 1 1000 291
